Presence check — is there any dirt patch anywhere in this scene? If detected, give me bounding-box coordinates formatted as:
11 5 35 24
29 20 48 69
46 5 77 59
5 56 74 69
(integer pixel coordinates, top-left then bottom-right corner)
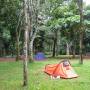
0 55 90 62
0 57 16 62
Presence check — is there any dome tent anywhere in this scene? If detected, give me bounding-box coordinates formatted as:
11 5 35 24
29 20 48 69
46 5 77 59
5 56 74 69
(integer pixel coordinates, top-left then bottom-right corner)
34 52 45 60
44 60 78 79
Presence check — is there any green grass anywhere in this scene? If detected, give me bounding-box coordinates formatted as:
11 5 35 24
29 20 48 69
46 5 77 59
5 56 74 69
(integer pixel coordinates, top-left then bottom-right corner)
0 59 90 90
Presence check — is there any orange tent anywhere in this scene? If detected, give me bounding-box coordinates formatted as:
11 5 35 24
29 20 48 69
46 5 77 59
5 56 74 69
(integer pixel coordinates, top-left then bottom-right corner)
44 60 78 79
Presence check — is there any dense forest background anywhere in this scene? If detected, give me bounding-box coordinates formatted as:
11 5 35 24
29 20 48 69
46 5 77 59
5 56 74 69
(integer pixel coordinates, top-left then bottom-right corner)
0 0 90 59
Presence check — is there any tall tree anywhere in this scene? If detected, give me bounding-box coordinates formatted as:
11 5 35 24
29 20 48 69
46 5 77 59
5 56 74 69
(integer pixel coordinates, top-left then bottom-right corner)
23 0 29 86
29 0 40 62
15 10 23 61
77 0 84 64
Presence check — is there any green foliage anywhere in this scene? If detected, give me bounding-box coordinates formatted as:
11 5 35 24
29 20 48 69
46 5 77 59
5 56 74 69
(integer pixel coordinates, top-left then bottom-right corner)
51 6 69 18
0 0 90 56
66 15 80 23
3 30 11 40
0 0 22 56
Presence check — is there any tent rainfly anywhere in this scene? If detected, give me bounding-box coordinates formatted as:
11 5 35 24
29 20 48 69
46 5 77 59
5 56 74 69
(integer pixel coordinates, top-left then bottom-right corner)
44 60 78 79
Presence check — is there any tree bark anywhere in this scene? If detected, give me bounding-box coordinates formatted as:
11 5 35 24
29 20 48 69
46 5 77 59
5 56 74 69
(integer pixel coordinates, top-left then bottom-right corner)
52 31 57 57
29 30 37 62
56 30 61 56
15 10 22 61
66 41 72 55
23 30 28 86
72 29 76 58
66 42 70 55
79 31 83 64
23 0 29 86
72 44 76 58
78 0 83 64
28 0 39 62
16 33 20 61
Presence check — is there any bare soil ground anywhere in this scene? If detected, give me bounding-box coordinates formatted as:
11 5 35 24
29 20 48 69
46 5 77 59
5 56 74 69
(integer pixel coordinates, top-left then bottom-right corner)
0 55 90 62
0 57 16 62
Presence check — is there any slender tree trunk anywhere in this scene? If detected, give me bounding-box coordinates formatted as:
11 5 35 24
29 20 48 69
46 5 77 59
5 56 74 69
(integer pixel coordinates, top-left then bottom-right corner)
29 42 33 61
23 0 29 86
23 30 28 86
72 29 76 58
29 35 35 62
16 32 20 61
66 42 70 55
49 44 50 52
52 38 56 57
56 30 61 56
66 41 72 55
28 0 33 62
15 10 22 61
52 32 57 57
72 45 76 58
28 0 40 62
29 20 38 62
78 0 83 64
79 31 83 64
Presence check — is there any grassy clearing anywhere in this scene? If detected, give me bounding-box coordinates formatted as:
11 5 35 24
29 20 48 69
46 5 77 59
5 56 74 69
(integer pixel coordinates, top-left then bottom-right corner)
0 59 90 90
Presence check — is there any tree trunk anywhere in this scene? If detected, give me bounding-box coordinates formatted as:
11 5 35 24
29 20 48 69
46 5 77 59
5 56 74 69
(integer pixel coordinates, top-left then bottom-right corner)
66 41 72 55
78 0 83 64
29 38 34 62
56 30 61 56
52 32 57 57
72 45 76 58
28 0 39 62
66 42 70 55
28 0 33 62
16 32 20 61
52 38 56 57
15 10 22 61
23 0 29 86
72 29 76 58
79 32 83 64
23 30 28 86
